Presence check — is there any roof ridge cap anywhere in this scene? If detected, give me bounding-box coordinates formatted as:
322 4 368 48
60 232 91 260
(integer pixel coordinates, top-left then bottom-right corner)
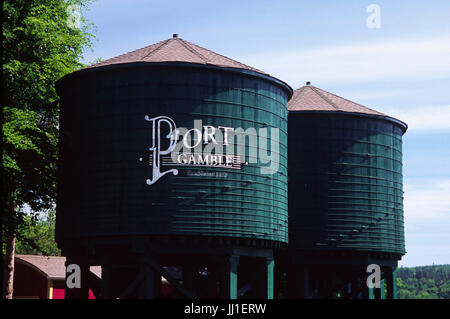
86 38 169 68
181 38 264 72
314 86 386 115
309 85 340 110
177 38 210 63
140 38 173 60
289 85 308 106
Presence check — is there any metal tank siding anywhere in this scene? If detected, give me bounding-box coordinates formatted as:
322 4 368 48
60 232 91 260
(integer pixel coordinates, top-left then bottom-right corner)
56 64 290 248
288 113 406 255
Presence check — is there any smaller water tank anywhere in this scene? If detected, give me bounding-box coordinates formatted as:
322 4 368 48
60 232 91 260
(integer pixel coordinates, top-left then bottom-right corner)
288 84 407 257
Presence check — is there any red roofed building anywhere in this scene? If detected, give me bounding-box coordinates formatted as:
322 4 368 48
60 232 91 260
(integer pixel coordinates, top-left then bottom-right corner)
7 254 182 299
10 255 101 299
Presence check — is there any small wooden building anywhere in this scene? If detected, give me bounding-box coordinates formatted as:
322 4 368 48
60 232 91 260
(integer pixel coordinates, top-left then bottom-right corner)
11 254 101 299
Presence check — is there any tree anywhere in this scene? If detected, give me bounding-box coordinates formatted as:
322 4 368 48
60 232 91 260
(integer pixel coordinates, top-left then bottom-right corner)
2 0 95 299
397 265 450 299
15 210 61 256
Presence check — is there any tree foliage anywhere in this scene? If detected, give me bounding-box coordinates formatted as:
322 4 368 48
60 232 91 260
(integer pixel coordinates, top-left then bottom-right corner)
397 265 450 299
15 210 61 256
2 0 95 247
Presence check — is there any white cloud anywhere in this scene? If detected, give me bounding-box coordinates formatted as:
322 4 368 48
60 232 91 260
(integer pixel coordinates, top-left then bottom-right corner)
404 179 450 221
242 37 450 86
400 179 450 266
241 36 450 133
380 105 450 132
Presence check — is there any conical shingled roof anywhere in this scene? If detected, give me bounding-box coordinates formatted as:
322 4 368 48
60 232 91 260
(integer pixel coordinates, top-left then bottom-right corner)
87 35 267 76
288 84 386 116
288 84 407 132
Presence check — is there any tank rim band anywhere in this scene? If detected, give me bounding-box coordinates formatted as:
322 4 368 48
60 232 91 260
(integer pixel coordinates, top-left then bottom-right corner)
56 61 294 100
288 110 408 134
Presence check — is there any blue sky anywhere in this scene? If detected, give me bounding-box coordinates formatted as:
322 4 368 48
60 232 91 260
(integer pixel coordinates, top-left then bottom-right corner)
80 0 450 267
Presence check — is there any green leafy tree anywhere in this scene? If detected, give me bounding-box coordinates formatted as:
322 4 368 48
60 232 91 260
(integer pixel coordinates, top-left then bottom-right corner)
397 265 450 299
2 0 95 299
15 211 61 256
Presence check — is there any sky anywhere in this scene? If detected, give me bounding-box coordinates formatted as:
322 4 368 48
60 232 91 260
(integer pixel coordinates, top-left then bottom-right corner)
80 0 450 267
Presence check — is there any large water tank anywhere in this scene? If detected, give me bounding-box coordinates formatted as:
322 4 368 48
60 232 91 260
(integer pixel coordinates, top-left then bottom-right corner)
288 84 407 256
55 35 292 253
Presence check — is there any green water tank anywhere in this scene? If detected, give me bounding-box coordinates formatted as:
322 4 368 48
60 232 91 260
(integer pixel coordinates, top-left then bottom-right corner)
288 84 407 256
55 36 292 251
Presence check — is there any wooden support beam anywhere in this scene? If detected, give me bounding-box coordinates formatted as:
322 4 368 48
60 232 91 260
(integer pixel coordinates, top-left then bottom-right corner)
368 287 375 299
100 265 113 299
139 265 155 299
182 263 196 293
288 264 310 298
385 267 397 299
237 281 253 298
221 255 239 299
119 270 145 299
47 280 53 299
88 270 101 298
392 269 397 299
266 257 274 299
144 256 196 299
